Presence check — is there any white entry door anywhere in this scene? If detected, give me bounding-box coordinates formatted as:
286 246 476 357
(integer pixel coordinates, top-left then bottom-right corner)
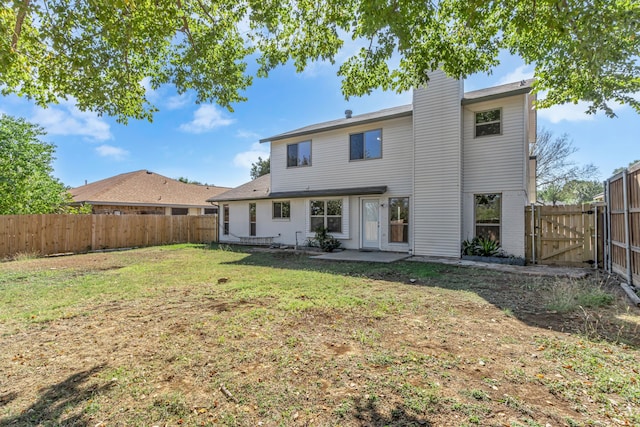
362 199 380 249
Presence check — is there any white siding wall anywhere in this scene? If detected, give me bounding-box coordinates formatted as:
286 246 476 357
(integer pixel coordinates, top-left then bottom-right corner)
270 116 413 196
462 96 527 192
461 94 529 257
218 200 308 246
413 71 464 257
219 195 411 252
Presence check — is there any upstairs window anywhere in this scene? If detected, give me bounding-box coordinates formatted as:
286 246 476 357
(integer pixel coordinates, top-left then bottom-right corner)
273 201 290 219
287 141 312 167
350 129 382 160
475 109 501 137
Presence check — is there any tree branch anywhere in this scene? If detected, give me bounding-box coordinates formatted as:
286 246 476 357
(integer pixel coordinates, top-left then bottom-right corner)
176 0 196 48
11 0 31 51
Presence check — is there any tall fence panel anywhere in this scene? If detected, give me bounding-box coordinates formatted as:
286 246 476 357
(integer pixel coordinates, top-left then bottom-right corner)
0 214 218 259
605 164 640 284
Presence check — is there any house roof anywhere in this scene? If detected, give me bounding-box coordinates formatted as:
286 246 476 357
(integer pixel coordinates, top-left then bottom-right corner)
70 170 231 207
269 186 387 199
259 104 413 143
207 174 271 202
260 79 534 143
461 79 534 105
208 174 387 202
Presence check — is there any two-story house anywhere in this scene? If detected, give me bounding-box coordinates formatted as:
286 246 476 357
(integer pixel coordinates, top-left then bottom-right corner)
209 71 536 258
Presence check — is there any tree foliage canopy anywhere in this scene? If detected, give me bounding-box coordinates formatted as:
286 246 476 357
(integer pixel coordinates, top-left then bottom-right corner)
0 114 71 214
2 0 639 122
612 160 640 176
538 180 603 206
250 156 270 180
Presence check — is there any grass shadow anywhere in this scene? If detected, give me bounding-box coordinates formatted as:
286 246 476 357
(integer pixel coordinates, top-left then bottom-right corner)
352 396 433 426
220 247 640 348
0 365 112 427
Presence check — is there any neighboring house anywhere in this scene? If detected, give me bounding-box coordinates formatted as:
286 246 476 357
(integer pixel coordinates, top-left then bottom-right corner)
209 71 537 258
70 170 230 215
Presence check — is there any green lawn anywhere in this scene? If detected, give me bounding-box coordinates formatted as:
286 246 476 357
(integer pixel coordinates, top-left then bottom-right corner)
0 244 638 426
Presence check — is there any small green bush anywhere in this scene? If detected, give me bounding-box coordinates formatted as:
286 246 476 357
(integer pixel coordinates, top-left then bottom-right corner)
461 237 500 257
313 227 342 252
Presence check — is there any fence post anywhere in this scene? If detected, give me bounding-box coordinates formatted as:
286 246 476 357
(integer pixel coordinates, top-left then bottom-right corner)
91 215 96 251
605 179 612 273
594 204 598 270
622 170 632 285
530 204 536 265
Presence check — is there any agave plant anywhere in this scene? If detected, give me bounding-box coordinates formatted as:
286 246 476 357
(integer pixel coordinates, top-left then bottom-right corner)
461 236 501 257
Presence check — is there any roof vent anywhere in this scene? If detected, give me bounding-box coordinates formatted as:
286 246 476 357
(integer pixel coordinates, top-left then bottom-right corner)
520 80 526 86
146 170 152 174
345 109 352 119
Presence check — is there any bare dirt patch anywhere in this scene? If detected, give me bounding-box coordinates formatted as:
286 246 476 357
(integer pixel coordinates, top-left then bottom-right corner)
1 247 638 426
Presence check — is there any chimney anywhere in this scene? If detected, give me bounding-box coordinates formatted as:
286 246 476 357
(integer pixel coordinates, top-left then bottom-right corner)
344 109 352 119
84 180 87 185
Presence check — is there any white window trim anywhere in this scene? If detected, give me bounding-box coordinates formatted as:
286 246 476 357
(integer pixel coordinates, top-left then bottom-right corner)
349 128 383 161
272 200 291 222
387 196 410 246
305 197 350 239
474 193 502 241
286 140 312 168
222 204 230 236
474 108 502 138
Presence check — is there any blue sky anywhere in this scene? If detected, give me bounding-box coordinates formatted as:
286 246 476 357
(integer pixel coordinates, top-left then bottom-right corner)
0 53 638 189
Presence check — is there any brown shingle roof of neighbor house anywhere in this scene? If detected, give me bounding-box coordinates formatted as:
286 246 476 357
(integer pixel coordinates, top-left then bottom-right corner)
70 170 231 207
259 79 534 143
208 174 388 202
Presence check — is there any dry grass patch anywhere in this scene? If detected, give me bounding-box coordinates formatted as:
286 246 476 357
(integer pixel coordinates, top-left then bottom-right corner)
0 244 638 426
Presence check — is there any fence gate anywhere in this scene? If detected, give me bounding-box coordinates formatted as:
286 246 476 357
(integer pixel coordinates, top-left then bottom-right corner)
525 204 603 267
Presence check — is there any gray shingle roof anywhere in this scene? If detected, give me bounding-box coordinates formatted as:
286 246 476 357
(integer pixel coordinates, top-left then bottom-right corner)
462 79 534 105
259 104 413 143
260 79 533 143
207 174 271 202
208 174 388 202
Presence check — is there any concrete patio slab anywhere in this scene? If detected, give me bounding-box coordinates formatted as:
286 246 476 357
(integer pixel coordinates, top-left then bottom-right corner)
311 250 411 263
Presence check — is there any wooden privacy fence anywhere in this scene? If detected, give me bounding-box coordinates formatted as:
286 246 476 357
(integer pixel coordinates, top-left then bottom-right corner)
0 214 218 259
605 163 640 285
525 204 604 267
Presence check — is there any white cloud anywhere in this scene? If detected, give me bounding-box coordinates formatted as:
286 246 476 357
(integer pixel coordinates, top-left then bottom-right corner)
537 101 595 124
31 100 112 141
233 142 269 169
533 81 639 124
95 144 129 160
236 129 261 140
166 93 191 110
498 65 535 85
179 105 235 133
141 77 158 102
